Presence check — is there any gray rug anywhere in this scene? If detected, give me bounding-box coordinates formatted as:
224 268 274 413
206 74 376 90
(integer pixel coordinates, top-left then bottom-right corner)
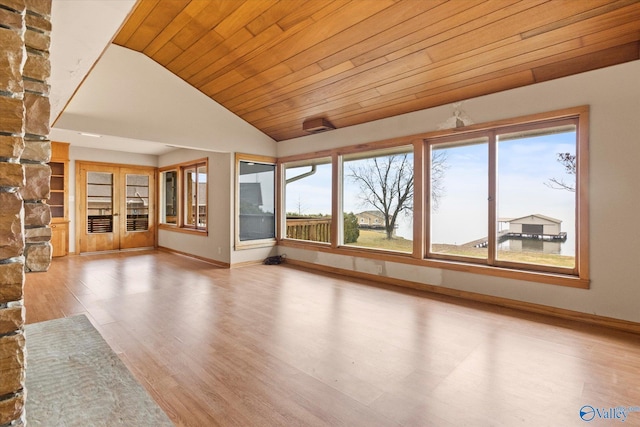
25 315 174 426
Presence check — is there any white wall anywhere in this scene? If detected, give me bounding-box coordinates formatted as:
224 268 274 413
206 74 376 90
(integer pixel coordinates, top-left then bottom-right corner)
277 60 640 323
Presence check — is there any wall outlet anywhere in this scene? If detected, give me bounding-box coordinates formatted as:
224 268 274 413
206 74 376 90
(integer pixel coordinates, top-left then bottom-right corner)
377 265 383 274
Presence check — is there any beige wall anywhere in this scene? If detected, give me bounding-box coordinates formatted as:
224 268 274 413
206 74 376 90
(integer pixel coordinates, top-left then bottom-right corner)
157 149 277 266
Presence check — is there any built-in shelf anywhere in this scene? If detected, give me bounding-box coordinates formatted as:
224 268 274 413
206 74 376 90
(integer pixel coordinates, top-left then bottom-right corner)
48 142 69 257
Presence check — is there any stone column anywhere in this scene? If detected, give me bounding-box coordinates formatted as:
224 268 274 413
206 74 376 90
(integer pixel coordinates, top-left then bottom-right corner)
0 0 51 425
21 0 52 272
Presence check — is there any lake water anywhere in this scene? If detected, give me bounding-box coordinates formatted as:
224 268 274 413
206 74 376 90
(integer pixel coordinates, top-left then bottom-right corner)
395 217 576 257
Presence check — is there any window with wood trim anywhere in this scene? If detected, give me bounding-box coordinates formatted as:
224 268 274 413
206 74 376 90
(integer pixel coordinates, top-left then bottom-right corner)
236 154 276 246
159 158 208 232
275 108 588 286
426 115 585 277
284 157 332 244
341 146 414 252
160 170 177 225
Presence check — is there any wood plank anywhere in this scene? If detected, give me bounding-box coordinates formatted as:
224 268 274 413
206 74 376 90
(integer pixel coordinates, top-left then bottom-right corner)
218 0 540 115
170 0 243 51
123 0 191 52
276 0 344 32
245 0 308 36
283 0 450 73
185 15 316 87
186 23 285 85
345 6 640 108
112 0 159 46
220 58 363 118
372 0 547 65
192 0 392 95
521 0 640 39
426 0 620 62
142 0 211 57
315 0 476 71
213 0 278 38
201 63 292 99
164 29 225 75
23 250 640 427
532 41 640 82
247 6 640 134
412 23 640 96
152 40 183 67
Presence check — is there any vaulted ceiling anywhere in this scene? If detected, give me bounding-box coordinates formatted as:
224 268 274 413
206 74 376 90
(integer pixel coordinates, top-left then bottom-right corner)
114 0 640 141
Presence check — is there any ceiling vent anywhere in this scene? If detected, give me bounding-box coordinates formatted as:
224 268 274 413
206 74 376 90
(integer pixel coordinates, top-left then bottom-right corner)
303 117 335 133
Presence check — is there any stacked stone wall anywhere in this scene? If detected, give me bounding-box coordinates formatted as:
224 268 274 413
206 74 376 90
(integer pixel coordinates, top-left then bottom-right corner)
0 0 51 424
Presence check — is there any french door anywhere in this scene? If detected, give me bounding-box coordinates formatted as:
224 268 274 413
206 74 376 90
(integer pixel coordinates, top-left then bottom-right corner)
77 162 156 253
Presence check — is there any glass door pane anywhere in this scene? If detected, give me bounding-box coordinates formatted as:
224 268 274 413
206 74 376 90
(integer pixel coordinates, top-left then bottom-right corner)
126 174 149 231
87 172 113 233
429 137 489 260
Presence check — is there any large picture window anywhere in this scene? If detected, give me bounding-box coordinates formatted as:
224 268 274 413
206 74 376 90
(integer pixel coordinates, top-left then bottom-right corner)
426 117 582 276
237 155 276 246
159 158 208 233
276 107 588 287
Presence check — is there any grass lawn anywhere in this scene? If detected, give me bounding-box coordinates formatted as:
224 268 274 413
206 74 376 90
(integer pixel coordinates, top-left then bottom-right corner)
345 229 413 252
347 230 575 268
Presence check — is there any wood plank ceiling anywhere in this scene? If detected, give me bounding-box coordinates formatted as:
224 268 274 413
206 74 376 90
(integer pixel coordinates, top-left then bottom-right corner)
113 0 640 142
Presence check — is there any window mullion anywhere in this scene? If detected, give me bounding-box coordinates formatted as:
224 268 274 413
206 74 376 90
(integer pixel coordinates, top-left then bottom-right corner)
488 132 497 265
195 166 200 230
332 153 341 249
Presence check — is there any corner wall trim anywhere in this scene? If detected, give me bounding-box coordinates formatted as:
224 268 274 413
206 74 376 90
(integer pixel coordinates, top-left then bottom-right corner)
284 258 640 335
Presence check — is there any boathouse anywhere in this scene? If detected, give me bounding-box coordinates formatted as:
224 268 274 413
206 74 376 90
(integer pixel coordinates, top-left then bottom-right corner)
499 214 566 240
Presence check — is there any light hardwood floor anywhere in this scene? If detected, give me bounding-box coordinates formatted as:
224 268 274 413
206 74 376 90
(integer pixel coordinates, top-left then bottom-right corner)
24 250 640 426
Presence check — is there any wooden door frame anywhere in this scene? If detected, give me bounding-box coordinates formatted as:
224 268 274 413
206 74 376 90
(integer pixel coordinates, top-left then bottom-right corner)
75 161 157 254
